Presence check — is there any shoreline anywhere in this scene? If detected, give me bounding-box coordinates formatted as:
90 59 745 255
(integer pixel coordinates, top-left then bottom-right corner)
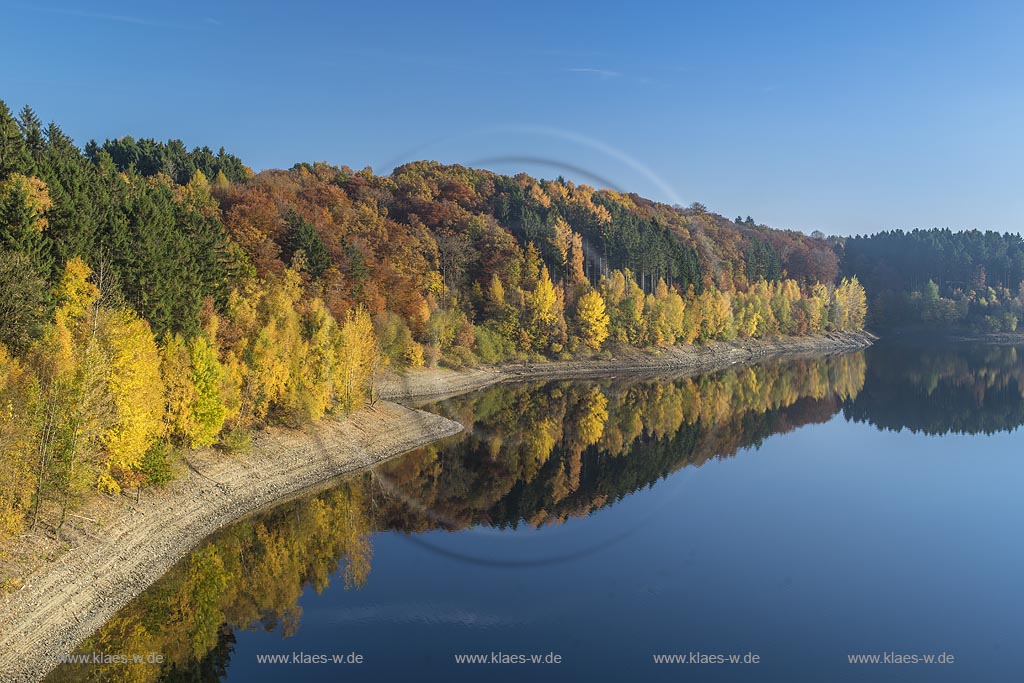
0 331 874 683
877 328 1024 345
378 331 878 403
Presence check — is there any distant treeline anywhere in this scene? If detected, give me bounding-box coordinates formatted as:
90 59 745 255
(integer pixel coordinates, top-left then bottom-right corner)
840 229 1024 332
0 101 865 546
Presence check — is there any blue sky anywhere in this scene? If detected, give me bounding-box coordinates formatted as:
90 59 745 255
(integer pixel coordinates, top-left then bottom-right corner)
2 0 1023 235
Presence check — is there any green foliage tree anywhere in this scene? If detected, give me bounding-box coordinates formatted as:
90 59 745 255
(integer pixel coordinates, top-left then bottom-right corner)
0 250 47 353
285 210 330 279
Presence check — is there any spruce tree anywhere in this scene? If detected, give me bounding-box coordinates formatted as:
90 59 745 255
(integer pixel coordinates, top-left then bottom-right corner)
0 101 29 178
17 105 44 168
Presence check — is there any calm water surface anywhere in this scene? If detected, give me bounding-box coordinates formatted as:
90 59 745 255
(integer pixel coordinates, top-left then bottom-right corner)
48 342 1024 682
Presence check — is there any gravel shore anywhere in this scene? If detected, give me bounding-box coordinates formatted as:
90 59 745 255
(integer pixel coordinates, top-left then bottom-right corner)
378 331 877 402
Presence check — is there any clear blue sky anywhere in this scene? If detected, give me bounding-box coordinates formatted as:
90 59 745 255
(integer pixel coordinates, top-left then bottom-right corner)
3 0 1023 235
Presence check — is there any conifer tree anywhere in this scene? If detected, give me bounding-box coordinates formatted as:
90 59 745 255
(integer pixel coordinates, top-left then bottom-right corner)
0 173 53 273
0 101 29 177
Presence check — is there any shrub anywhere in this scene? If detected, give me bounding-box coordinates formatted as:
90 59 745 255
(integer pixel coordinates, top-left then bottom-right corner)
374 311 416 368
218 427 253 455
473 322 515 364
141 442 176 487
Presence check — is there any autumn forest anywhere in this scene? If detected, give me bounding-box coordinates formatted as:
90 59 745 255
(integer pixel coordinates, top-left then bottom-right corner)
0 101 873 545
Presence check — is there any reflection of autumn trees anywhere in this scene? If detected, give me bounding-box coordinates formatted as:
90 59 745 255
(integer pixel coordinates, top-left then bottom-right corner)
49 356 866 682
375 353 866 532
844 343 1024 435
47 481 372 683
41 344 1021 681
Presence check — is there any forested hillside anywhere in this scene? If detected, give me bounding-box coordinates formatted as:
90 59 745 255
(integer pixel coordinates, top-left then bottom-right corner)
0 101 865 545
840 229 1024 332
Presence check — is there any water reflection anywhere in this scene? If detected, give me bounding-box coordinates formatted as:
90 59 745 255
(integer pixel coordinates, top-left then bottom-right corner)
47 483 372 683
381 353 866 532
54 341 1024 681
845 342 1024 435
47 352 867 683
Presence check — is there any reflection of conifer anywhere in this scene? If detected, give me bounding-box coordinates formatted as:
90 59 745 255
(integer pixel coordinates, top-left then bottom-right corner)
844 343 1024 435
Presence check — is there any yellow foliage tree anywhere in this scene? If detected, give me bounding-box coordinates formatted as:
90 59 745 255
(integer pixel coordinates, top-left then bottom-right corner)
525 266 562 353
161 334 199 444
231 270 303 422
24 258 123 515
335 306 378 413
0 345 39 539
698 288 734 341
99 309 166 493
574 289 610 350
188 335 227 447
285 298 338 423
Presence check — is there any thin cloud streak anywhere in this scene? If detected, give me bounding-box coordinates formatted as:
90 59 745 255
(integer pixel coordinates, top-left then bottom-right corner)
14 4 211 31
565 67 622 79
